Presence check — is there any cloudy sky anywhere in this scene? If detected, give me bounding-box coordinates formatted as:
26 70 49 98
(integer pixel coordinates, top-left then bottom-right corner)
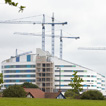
0 0 106 75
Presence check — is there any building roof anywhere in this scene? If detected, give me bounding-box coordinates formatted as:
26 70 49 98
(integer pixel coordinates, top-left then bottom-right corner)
24 88 45 98
45 90 65 99
45 92 60 98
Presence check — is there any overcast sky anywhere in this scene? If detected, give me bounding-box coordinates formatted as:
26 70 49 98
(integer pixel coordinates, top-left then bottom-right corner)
0 0 106 76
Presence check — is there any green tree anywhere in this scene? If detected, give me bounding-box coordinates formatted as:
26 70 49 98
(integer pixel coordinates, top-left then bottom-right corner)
3 84 26 97
21 82 39 88
5 0 25 12
81 90 104 100
0 73 3 88
64 89 80 99
69 71 83 94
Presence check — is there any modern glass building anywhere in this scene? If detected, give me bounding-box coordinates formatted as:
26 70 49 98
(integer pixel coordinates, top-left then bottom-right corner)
1 48 105 94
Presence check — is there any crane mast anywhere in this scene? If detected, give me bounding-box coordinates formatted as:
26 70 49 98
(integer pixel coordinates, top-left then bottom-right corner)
42 14 45 51
51 13 55 56
60 30 63 59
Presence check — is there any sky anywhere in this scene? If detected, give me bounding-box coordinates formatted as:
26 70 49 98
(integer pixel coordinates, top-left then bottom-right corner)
0 0 106 76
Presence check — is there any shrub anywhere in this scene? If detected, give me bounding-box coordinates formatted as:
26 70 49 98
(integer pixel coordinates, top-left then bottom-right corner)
3 85 26 97
64 89 80 99
81 90 104 100
21 82 39 88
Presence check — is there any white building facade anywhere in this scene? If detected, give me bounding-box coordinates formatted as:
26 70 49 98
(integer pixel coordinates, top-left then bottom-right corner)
1 48 105 93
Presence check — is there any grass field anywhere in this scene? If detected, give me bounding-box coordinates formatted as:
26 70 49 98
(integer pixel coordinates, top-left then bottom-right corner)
0 98 106 106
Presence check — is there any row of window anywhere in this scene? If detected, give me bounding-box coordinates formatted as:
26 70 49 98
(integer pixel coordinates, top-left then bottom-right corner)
55 75 97 77
55 80 91 82
55 85 96 87
4 70 35 73
16 55 31 62
4 75 35 78
3 65 35 68
55 70 87 72
55 65 76 67
4 79 35 83
55 75 91 77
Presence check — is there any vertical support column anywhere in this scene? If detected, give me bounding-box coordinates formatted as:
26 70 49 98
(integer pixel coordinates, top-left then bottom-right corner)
51 13 55 56
60 30 63 59
42 14 45 51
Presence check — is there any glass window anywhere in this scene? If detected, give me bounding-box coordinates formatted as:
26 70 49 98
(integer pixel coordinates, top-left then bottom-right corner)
16 56 20 62
27 55 31 62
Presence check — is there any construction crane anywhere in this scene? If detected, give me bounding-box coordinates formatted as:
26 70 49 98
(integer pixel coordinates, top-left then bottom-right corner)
0 13 67 56
78 47 106 50
14 30 80 59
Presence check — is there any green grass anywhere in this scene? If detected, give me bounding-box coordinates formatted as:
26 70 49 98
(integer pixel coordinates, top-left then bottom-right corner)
0 98 106 106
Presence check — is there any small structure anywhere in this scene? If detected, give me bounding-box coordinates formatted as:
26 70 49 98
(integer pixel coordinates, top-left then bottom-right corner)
45 92 65 99
24 88 45 98
24 88 65 99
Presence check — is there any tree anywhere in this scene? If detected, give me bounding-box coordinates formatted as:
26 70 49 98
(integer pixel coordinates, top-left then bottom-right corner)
68 71 83 94
81 90 104 100
0 73 3 88
4 0 25 12
64 89 80 99
21 82 39 88
3 85 26 97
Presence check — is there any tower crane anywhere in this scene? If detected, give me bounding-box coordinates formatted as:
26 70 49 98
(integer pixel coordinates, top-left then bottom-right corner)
78 47 106 50
0 13 67 56
14 30 80 59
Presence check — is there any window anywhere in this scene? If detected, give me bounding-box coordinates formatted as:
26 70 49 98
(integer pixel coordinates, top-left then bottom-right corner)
91 85 96 87
27 55 31 62
102 88 105 90
16 56 20 62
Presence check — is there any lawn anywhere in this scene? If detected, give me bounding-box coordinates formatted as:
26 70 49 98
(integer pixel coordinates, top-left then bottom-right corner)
0 98 106 106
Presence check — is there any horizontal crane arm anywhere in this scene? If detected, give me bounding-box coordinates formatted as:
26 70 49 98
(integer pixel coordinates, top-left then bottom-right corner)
78 47 106 50
0 21 67 25
0 21 42 24
62 36 80 39
14 32 79 39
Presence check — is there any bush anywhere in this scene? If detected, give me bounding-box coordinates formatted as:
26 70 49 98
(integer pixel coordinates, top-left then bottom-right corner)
21 82 39 88
3 85 26 97
64 89 80 99
81 90 104 100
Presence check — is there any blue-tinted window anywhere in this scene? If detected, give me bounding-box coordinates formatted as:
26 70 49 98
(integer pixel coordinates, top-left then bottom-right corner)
16 70 20 73
102 88 105 90
83 85 87 87
16 56 20 62
27 80 31 82
27 75 31 77
27 55 31 62
91 85 96 87
16 80 19 82
60 85 64 86
97 82 101 84
27 65 31 68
